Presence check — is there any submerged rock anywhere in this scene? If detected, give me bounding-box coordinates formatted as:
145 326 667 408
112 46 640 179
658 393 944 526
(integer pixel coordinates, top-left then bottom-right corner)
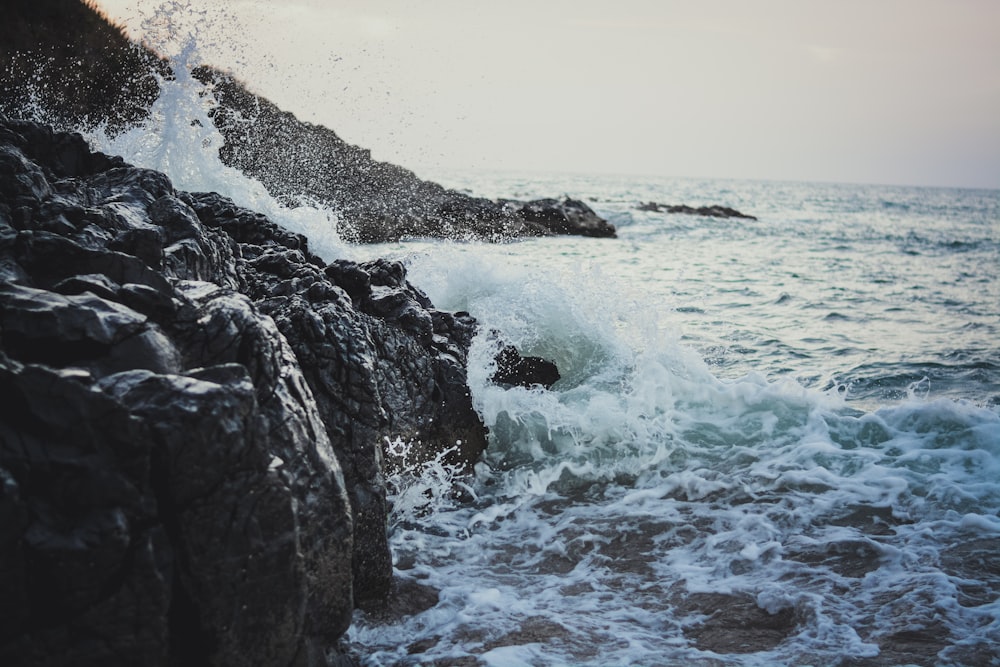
638 201 758 220
0 117 487 665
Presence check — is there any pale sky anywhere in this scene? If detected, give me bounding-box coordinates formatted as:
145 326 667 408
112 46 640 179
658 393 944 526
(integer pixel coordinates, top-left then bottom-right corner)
97 0 1000 188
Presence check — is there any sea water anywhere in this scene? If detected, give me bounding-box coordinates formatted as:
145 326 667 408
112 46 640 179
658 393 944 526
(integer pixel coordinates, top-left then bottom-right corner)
346 173 1000 666
71 28 1000 666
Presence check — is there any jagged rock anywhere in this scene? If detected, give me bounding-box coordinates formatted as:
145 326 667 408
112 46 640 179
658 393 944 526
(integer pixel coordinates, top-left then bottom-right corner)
0 0 166 132
195 68 572 244
0 117 488 664
194 68 614 244
638 201 757 220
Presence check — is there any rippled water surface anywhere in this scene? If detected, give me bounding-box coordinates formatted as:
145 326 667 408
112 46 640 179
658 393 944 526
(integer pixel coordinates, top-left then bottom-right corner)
349 172 1000 666
84 63 1000 664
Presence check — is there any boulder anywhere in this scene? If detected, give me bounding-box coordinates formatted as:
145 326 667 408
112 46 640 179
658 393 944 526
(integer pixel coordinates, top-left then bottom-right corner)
491 343 561 389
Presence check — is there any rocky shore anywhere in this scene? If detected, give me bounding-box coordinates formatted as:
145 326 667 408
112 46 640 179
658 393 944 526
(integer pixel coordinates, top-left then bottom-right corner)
196 67 617 243
0 116 506 665
1 0 616 245
0 3 764 664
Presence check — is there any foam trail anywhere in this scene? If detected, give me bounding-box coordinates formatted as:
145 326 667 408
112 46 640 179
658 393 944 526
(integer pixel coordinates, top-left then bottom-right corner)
350 236 1000 665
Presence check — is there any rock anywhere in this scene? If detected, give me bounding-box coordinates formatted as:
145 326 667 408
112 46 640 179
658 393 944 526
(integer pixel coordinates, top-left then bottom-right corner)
3 3 617 245
491 343 561 389
676 591 798 654
503 197 617 238
0 118 488 664
0 0 167 132
638 201 758 220
196 68 616 243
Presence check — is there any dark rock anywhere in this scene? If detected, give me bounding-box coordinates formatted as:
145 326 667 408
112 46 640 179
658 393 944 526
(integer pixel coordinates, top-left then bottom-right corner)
3 3 615 245
0 357 172 666
0 117 487 664
193 68 547 244
504 197 617 238
0 1 166 130
677 591 798 654
250 252 488 604
638 201 758 220
0 281 180 376
491 343 561 389
360 577 440 623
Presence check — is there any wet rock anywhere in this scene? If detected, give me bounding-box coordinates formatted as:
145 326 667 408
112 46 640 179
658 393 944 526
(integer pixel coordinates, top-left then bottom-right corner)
0 118 486 664
194 68 615 243
677 591 798 654
638 201 758 220
504 197 617 238
491 343 561 389
361 577 440 622
4 4 614 247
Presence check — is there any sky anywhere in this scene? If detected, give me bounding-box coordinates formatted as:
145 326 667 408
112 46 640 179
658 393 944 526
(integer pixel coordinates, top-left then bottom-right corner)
95 0 1000 189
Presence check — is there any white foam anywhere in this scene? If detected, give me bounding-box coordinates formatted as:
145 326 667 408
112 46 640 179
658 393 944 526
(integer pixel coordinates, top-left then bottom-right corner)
41 5 999 660
85 7 349 262
350 235 1000 663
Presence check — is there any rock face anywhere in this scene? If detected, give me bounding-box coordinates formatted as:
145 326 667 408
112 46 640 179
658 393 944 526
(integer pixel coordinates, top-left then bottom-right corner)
0 117 487 665
0 0 166 132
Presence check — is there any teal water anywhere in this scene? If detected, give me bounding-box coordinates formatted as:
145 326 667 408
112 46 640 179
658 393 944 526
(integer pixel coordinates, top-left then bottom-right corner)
350 172 1000 666
400 171 1000 410
81 56 1000 664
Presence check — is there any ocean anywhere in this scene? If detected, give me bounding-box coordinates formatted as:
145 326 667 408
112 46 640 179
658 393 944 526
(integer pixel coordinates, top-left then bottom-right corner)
83 52 1000 667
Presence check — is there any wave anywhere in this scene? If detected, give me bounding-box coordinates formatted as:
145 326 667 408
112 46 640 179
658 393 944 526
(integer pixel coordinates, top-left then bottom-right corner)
35 6 999 663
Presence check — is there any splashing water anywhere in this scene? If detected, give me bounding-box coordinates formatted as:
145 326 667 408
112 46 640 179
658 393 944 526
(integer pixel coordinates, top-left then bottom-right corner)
348 194 1000 664
17 1 999 663
83 1 349 262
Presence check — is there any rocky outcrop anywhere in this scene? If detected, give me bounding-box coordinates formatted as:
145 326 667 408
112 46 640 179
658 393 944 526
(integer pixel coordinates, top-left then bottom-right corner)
0 0 167 132
636 201 757 220
491 343 561 389
500 197 616 238
196 68 616 243
0 117 488 665
1 0 616 245
638 201 757 220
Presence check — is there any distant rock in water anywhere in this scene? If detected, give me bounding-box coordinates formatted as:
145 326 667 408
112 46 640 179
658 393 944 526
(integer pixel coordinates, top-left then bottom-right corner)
0 116 490 665
638 201 757 220
500 197 616 238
